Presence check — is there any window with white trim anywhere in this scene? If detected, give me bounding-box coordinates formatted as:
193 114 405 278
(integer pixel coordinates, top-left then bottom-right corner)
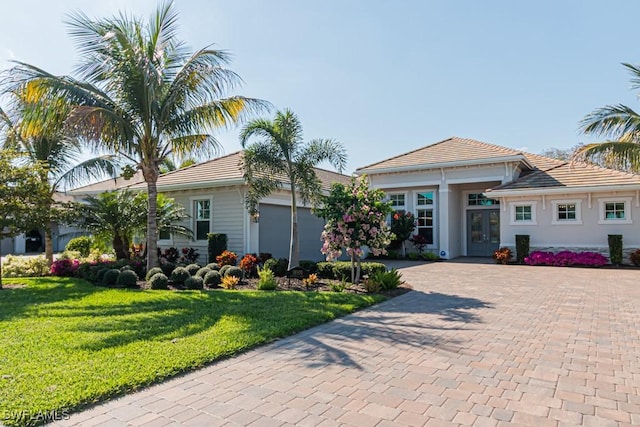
194 199 211 240
551 199 582 225
415 191 435 245
158 229 171 240
467 193 500 206
509 201 537 225
387 193 406 211
598 197 632 225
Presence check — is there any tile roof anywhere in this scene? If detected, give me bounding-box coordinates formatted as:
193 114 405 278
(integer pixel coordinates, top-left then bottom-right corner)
489 161 640 192
69 170 145 194
356 136 564 173
128 151 351 191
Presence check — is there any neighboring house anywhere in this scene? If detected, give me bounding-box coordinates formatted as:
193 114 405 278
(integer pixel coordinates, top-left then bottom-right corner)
0 192 79 256
72 152 350 263
356 136 640 260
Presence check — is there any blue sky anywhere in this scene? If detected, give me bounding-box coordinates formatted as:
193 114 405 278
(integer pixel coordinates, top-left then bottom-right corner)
2 0 640 173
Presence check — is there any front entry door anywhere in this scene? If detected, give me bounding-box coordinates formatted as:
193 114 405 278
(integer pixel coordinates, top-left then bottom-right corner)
467 210 500 257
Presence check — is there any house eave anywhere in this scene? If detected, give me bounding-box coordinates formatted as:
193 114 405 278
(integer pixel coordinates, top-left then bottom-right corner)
486 184 640 198
356 155 532 176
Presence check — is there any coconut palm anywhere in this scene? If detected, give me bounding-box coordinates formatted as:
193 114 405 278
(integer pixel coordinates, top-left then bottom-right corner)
240 109 347 269
159 156 197 174
0 92 116 264
578 63 640 173
5 2 266 270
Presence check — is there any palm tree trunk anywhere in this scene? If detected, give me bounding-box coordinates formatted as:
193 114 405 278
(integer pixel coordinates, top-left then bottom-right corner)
146 178 159 270
288 181 299 269
45 224 54 265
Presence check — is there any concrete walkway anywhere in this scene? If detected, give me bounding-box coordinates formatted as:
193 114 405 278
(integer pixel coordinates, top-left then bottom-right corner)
54 261 640 426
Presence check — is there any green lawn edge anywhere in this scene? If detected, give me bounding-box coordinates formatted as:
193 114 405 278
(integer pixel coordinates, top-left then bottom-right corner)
0 277 386 427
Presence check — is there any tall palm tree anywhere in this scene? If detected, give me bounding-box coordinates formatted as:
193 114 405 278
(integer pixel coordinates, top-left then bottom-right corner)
159 156 197 174
0 91 116 264
578 63 640 173
5 2 266 270
240 109 347 269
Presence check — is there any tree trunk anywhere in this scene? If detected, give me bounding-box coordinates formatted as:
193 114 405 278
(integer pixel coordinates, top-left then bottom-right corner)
45 223 54 266
355 255 362 284
113 234 129 260
401 240 406 258
288 181 299 269
146 177 159 271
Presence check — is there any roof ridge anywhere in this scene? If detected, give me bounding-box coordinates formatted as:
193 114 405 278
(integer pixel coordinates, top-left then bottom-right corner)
568 159 640 177
356 137 456 171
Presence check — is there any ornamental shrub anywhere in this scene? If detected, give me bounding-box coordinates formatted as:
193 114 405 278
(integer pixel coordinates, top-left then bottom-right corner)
263 257 288 276
185 263 201 276
608 234 623 265
96 268 109 284
368 269 403 290
102 269 121 286
145 267 163 281
492 247 513 265
117 270 139 288
170 267 190 285
1 255 49 278
216 250 237 266
205 263 220 271
218 265 231 277
630 249 640 266
195 267 212 278
65 236 92 257
185 276 204 290
409 234 428 254
160 262 176 276
390 210 416 256
524 250 607 267
50 258 80 277
221 275 239 290
256 267 278 290
179 247 200 264
299 260 318 273
203 270 222 287
316 261 386 282
207 233 227 263
239 253 259 277
149 273 169 290
515 234 530 264
225 266 243 279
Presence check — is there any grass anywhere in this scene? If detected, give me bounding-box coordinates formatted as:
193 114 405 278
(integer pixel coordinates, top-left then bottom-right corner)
0 277 385 427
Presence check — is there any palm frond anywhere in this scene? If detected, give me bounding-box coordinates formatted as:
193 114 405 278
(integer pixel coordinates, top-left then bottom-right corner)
574 141 640 173
580 104 640 140
299 138 347 173
53 154 119 191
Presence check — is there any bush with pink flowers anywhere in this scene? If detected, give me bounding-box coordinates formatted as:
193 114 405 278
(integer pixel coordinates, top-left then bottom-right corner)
524 250 608 267
50 258 80 276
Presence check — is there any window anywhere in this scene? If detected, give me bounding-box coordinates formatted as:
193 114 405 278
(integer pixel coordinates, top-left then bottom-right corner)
388 194 405 209
598 197 632 224
158 229 171 240
509 201 537 225
515 205 532 221
194 199 211 240
415 191 435 245
551 199 582 225
467 193 500 206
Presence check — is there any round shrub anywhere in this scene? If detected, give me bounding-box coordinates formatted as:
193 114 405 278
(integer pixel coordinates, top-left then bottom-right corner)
145 267 164 281
65 236 92 257
205 263 220 271
195 267 212 278
185 263 201 276
185 276 204 290
161 262 176 276
117 270 139 288
96 268 109 284
170 266 190 285
149 273 169 290
218 265 231 277
120 265 134 272
225 266 243 279
203 270 222 287
102 269 121 286
264 257 288 276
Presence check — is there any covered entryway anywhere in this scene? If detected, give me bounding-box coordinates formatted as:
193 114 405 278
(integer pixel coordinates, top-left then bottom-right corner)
467 209 499 256
258 204 326 261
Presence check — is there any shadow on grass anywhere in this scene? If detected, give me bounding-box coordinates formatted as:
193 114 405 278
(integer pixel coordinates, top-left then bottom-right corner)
278 290 493 369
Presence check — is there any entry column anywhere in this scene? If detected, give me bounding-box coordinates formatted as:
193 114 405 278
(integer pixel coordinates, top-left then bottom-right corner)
438 184 451 259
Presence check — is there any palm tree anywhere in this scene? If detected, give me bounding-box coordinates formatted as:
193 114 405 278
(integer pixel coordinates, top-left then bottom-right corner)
159 156 197 174
77 190 192 260
578 63 640 173
240 109 347 269
5 2 266 270
0 91 116 264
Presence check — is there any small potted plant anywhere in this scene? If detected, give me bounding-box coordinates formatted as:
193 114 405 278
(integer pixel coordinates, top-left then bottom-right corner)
492 247 513 265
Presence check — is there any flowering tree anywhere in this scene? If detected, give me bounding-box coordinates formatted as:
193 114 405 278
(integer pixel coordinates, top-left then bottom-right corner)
390 210 416 257
315 175 394 283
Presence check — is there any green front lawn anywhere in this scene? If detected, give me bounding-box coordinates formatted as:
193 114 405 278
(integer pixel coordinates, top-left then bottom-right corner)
0 277 384 427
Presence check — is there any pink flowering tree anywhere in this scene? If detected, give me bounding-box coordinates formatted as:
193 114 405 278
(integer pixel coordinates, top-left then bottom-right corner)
315 175 395 283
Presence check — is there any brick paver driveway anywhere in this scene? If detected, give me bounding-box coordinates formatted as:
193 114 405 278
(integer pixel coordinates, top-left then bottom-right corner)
55 260 640 426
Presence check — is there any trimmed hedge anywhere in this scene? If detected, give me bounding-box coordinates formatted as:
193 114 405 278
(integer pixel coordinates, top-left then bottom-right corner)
317 261 386 282
149 273 169 289
203 270 222 287
207 233 227 263
608 234 623 265
515 234 530 264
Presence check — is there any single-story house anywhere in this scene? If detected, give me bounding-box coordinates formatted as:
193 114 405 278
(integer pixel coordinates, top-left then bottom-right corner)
71 151 351 263
357 136 640 260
